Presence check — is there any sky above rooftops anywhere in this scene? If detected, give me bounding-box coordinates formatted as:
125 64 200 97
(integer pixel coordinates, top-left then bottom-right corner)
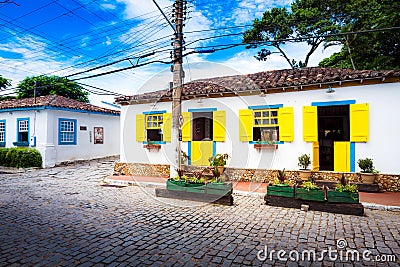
0 0 340 108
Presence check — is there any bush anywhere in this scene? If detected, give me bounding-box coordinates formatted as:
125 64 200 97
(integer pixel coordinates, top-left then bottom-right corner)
0 147 42 168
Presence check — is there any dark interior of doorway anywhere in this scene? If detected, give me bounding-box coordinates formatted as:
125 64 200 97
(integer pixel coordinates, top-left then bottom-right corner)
318 105 350 171
192 112 213 141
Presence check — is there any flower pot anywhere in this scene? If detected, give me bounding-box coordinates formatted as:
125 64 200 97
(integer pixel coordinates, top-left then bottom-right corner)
217 166 225 175
267 185 294 198
299 170 312 181
360 173 376 184
327 191 359 204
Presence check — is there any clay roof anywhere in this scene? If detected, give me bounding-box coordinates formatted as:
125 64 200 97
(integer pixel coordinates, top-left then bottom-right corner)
0 95 120 115
115 67 400 104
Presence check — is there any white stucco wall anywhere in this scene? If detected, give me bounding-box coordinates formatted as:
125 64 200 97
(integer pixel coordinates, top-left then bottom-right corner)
121 82 400 174
0 108 120 167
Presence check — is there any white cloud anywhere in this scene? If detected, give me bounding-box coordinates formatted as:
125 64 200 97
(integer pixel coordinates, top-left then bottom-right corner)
117 0 174 19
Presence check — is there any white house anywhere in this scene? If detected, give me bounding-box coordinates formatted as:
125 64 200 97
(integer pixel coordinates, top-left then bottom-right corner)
115 67 400 187
0 95 120 167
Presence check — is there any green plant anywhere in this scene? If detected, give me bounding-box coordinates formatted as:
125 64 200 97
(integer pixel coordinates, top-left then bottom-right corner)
334 174 357 192
301 181 320 191
273 169 289 185
357 158 378 173
208 153 229 167
334 183 358 193
0 147 42 168
298 154 311 170
180 150 189 164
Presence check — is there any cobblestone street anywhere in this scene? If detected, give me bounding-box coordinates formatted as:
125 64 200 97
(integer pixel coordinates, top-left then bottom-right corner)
0 158 399 267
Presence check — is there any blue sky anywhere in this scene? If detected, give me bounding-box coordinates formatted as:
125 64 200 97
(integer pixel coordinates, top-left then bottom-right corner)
0 0 340 107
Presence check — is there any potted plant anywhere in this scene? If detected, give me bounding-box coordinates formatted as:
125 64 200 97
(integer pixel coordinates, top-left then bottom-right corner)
296 180 325 202
180 150 189 165
298 154 312 181
357 158 379 184
267 169 295 198
208 153 229 175
328 175 359 204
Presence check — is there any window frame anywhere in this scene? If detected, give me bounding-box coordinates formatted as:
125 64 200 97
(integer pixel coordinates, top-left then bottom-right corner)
249 105 282 144
0 119 5 145
16 118 30 143
58 118 77 145
142 111 166 143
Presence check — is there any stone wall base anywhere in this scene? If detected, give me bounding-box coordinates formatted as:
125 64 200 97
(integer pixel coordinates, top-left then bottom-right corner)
114 162 400 192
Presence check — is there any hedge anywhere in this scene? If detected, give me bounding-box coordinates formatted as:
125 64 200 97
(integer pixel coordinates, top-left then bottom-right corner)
0 147 42 168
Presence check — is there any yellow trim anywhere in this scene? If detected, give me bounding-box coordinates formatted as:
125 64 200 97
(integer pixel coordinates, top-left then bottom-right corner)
253 108 278 127
350 103 369 142
162 113 172 142
278 107 294 142
213 110 226 142
312 141 320 171
239 109 253 142
191 141 213 166
303 106 318 142
135 114 146 142
145 114 163 129
181 112 191 141
334 141 350 172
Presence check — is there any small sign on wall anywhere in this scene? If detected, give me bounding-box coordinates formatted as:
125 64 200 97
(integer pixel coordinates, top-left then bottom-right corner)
94 127 104 144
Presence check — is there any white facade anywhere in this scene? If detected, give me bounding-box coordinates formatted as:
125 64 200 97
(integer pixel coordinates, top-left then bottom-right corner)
120 82 400 175
0 108 120 167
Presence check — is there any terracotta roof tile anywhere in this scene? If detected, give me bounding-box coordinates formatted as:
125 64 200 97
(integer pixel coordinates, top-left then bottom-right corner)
115 67 400 103
0 95 120 115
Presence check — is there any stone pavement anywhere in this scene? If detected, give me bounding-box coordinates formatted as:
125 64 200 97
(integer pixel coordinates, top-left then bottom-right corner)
0 157 399 266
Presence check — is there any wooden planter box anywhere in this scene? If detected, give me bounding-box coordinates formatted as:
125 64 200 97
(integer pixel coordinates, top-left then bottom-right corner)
166 179 186 191
254 144 278 150
327 191 359 204
206 182 233 196
267 185 294 198
143 144 161 151
185 182 206 193
296 188 325 202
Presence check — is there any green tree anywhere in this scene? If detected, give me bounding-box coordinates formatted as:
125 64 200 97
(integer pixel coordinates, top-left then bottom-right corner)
0 75 11 89
243 0 400 70
16 75 89 103
319 0 400 70
243 0 340 69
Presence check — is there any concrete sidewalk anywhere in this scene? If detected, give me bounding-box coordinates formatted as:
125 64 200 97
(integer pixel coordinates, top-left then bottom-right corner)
104 175 400 210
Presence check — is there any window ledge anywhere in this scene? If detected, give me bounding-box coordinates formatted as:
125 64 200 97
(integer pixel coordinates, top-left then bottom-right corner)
143 144 162 151
13 141 29 147
0 142 5 147
253 143 278 150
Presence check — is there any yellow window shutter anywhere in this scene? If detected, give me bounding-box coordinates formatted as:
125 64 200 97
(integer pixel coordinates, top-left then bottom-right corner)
239 109 253 142
181 112 191 141
312 141 320 171
136 114 146 142
162 113 172 142
334 141 350 172
213 110 226 142
303 106 318 142
278 107 294 142
350 103 369 142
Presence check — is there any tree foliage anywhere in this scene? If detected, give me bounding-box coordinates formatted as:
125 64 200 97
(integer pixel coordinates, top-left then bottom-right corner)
0 74 11 89
243 0 400 70
16 75 89 103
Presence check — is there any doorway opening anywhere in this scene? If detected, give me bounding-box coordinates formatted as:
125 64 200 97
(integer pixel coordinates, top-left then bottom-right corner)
192 112 213 141
317 105 350 171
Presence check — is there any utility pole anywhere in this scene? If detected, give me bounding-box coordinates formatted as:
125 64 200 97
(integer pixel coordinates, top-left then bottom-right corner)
170 0 185 178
